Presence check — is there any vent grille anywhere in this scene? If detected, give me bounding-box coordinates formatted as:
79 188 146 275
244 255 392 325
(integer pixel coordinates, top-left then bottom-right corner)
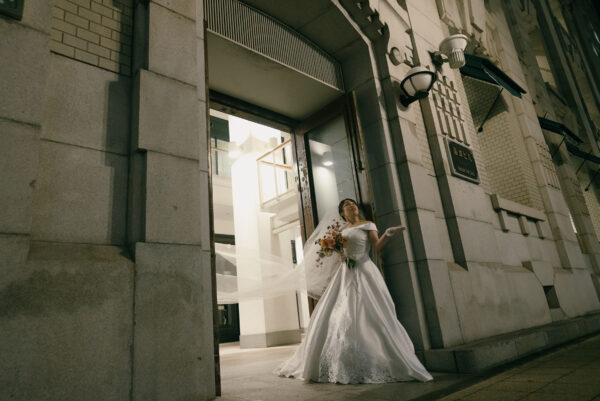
204 0 344 90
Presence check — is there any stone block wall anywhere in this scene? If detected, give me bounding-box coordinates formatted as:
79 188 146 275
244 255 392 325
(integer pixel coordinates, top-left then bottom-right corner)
32 53 131 246
414 108 435 176
582 178 600 241
50 0 133 75
1 3 136 400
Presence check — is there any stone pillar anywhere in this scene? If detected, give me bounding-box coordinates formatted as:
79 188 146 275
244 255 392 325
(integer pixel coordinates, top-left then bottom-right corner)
0 2 52 265
401 1 505 348
337 0 464 350
0 2 52 398
129 1 215 400
533 0 598 148
502 0 600 293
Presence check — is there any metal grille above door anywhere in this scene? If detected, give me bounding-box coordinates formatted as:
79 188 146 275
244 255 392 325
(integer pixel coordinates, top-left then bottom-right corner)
204 0 344 91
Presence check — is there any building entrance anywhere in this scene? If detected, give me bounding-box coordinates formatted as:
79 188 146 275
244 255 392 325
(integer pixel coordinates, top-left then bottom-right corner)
209 94 371 394
210 108 309 348
210 92 372 335
204 0 376 393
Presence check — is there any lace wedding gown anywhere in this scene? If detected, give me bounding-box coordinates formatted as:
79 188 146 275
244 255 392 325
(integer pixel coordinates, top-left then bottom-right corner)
274 222 433 384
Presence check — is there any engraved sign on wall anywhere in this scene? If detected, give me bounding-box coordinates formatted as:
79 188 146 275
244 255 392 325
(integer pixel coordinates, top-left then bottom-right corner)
0 0 24 20
445 138 479 183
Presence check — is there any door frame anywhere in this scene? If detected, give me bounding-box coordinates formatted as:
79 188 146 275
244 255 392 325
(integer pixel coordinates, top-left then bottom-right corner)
209 90 298 133
209 90 375 241
207 89 375 388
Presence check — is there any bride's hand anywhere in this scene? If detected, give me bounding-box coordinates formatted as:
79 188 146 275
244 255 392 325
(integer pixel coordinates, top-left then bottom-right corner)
383 226 406 237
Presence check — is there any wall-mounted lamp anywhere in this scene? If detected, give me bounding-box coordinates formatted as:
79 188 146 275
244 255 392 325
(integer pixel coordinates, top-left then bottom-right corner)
322 151 333 167
430 34 469 69
398 66 437 107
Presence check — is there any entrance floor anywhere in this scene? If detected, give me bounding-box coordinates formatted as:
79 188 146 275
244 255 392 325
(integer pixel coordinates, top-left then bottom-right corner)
218 333 600 400
218 342 466 401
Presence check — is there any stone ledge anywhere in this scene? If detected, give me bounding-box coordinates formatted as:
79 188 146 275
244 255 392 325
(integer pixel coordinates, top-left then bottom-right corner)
424 311 600 373
490 194 546 221
239 329 301 348
491 194 546 237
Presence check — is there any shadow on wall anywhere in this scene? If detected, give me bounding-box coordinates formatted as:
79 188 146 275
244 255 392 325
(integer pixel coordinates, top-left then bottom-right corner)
0 267 116 318
106 0 134 247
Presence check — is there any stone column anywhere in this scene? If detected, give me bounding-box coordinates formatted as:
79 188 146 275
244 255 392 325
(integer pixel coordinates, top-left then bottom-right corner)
0 2 52 398
337 0 465 350
502 0 600 294
0 3 52 266
129 1 215 400
404 1 506 348
533 0 598 148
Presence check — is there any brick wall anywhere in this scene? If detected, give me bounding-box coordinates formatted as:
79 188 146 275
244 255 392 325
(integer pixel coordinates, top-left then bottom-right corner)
50 0 133 75
454 69 491 192
464 76 544 210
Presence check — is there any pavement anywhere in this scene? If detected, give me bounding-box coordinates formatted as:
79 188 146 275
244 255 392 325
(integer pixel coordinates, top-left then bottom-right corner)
434 333 600 401
216 333 600 401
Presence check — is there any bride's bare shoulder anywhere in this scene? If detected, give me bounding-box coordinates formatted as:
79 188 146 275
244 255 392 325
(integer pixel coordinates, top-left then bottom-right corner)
354 220 373 228
359 221 378 231
340 222 351 230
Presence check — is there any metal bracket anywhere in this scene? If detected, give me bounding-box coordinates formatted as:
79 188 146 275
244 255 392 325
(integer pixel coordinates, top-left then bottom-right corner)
478 88 503 132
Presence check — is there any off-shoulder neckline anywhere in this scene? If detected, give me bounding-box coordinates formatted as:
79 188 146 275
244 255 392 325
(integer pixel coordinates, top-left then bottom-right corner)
341 221 374 230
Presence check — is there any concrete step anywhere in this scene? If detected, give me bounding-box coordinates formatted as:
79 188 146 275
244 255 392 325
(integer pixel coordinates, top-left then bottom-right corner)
423 311 600 373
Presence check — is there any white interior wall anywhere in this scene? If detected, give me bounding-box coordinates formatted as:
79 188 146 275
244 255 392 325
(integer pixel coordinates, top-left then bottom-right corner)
219 116 304 343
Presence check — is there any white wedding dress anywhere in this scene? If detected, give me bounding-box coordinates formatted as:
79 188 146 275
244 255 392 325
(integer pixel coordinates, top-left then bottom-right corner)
274 222 433 384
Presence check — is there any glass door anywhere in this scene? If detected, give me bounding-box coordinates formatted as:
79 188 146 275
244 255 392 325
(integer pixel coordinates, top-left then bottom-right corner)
293 93 373 241
306 114 360 221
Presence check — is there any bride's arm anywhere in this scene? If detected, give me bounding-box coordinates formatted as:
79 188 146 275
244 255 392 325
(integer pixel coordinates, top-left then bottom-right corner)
368 226 406 253
367 230 385 253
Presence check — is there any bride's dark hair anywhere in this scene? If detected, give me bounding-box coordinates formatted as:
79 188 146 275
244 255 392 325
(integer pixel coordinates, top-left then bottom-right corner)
338 198 359 221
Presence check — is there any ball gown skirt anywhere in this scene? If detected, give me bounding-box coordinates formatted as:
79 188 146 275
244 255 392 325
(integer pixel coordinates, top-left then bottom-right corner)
274 223 433 384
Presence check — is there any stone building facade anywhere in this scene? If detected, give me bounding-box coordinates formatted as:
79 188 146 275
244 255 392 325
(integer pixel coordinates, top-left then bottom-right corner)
1 0 600 399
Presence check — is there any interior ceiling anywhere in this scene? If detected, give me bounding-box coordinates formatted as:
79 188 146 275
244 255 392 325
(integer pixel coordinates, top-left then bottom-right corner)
207 33 343 121
207 0 362 121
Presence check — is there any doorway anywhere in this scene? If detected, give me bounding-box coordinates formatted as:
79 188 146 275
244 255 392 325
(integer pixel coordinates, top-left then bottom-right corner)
210 93 370 334
209 94 373 397
210 107 310 349
204 0 377 395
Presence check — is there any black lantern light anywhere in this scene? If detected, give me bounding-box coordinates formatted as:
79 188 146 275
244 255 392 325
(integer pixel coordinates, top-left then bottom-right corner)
398 66 437 107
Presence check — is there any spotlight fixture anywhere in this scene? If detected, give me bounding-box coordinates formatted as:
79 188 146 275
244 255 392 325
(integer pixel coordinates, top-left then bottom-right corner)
398 66 437 107
430 34 469 69
322 151 333 167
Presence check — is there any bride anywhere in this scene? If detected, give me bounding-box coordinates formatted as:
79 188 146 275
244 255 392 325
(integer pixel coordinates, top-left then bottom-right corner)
274 198 433 384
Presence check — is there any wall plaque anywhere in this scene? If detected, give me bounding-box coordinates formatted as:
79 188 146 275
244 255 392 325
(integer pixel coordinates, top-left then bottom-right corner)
445 138 479 183
0 0 24 20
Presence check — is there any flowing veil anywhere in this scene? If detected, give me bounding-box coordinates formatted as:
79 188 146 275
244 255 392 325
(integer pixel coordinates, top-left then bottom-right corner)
300 209 347 300
215 209 345 304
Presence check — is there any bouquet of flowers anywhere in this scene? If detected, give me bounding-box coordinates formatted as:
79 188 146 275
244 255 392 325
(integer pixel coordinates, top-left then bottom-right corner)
315 219 356 269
